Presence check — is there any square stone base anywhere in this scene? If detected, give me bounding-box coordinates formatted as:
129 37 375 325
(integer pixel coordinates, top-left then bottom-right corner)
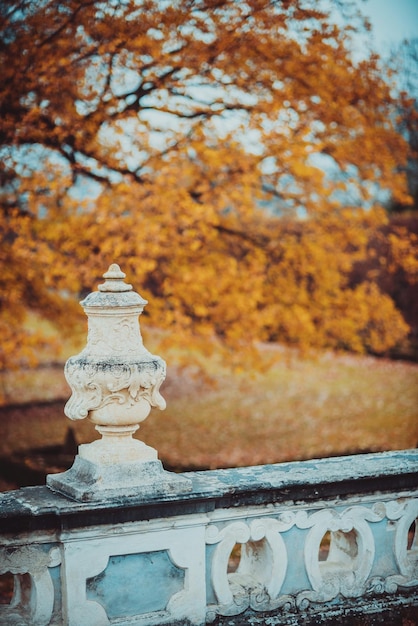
46 456 192 502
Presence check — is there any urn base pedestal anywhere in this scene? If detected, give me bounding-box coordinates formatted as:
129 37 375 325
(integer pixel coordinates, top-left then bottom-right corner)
46 455 192 502
78 425 158 465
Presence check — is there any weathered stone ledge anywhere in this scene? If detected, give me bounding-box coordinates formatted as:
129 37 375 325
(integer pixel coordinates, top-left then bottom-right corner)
0 449 417 533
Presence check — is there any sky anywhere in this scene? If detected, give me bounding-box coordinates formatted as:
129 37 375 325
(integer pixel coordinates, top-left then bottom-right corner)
362 0 418 51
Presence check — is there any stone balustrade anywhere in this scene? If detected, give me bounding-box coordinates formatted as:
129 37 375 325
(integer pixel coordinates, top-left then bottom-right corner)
0 450 417 625
0 264 417 624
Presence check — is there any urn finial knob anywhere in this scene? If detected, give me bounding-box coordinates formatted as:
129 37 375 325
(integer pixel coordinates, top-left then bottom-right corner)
98 263 133 292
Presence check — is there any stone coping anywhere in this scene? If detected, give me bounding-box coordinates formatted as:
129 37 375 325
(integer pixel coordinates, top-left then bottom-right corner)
0 449 417 533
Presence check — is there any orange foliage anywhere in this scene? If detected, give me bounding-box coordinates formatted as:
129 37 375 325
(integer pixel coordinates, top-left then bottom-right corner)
0 0 415 369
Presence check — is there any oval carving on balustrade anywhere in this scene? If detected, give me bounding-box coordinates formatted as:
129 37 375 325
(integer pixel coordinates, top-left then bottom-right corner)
0 545 61 626
297 505 384 608
385 498 418 592
206 518 291 618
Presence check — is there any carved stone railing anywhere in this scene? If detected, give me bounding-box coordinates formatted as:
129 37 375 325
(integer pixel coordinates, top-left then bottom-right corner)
0 264 417 624
0 450 417 625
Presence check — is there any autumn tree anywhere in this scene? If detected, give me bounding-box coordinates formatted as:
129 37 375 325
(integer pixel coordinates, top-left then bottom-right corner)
352 38 418 357
387 38 418 212
0 0 414 370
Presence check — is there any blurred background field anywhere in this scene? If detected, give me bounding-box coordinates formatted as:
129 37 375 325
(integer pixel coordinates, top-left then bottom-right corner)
1 340 417 491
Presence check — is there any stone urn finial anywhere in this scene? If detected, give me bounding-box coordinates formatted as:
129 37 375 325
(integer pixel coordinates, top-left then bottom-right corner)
47 263 191 501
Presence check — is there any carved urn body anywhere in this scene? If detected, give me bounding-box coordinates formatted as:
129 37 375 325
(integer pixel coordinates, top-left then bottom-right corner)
63 263 166 464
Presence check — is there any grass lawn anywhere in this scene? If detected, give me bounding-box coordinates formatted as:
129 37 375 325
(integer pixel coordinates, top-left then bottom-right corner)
142 346 418 470
0 341 417 473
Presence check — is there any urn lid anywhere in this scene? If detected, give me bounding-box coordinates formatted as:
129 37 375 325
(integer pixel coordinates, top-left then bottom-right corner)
80 263 148 309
